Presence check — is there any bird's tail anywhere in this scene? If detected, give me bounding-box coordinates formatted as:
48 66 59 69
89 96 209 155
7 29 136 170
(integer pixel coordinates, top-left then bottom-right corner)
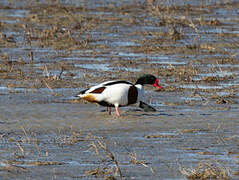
75 88 88 98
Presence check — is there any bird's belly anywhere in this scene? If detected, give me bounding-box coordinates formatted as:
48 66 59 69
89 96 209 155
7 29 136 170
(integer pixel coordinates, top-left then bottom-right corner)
105 93 128 106
102 85 129 106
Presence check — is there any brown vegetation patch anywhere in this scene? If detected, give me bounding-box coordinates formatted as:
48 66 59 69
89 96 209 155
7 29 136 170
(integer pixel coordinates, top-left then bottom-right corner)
87 137 123 180
180 162 231 180
196 152 223 156
6 160 65 166
144 134 177 139
178 129 209 134
0 0 238 110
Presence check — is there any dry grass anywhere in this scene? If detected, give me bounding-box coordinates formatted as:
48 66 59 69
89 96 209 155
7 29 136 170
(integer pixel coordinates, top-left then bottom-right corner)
87 137 123 180
0 0 238 108
128 152 155 174
180 161 231 180
178 128 209 134
54 132 91 146
85 135 159 179
0 1 239 178
0 160 64 175
0 161 28 174
5 160 65 166
85 167 117 180
144 134 177 138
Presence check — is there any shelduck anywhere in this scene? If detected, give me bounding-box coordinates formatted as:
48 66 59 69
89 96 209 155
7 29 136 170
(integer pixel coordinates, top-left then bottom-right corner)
77 74 162 116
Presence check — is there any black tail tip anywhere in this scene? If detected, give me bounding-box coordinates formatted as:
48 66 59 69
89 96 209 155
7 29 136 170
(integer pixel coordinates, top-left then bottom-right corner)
75 93 83 98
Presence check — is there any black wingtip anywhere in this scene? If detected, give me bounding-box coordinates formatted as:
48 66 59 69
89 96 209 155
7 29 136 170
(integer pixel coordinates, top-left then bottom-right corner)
75 94 80 98
139 101 156 112
75 88 88 97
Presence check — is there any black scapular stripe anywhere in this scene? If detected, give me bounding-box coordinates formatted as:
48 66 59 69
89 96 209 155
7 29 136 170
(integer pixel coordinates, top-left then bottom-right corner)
127 85 138 105
104 80 133 86
77 88 89 96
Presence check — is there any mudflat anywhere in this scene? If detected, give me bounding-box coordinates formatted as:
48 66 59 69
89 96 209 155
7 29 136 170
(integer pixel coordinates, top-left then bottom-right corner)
0 89 238 179
0 0 239 179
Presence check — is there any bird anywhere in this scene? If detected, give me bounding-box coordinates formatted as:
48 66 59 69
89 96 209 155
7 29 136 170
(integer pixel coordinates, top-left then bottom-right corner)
77 74 162 117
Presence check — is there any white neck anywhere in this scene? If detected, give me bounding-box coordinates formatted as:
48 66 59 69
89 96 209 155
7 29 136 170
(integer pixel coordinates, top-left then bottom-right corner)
135 84 143 90
135 84 144 102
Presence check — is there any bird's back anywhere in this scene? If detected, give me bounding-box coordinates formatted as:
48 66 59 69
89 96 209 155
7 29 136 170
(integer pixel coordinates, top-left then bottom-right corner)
78 80 139 106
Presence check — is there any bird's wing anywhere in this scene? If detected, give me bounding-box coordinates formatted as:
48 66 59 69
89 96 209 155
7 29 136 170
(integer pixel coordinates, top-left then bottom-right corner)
78 80 132 95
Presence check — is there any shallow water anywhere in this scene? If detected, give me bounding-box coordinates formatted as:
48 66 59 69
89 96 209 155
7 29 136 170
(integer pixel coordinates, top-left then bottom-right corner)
0 0 239 179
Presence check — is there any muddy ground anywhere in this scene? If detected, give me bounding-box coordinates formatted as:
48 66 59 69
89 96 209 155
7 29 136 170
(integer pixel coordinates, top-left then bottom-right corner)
0 0 239 179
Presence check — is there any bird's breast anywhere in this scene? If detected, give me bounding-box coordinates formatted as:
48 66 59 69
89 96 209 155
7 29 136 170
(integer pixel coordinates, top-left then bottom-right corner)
127 85 138 105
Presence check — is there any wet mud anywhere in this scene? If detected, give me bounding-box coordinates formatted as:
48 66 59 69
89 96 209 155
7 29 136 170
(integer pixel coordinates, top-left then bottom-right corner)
0 0 239 179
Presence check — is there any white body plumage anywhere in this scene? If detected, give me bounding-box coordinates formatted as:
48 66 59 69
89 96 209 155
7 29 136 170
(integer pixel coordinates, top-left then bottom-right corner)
77 74 161 116
78 81 144 107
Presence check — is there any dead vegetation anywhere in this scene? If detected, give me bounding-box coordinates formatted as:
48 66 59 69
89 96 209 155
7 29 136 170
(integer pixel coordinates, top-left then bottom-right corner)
0 0 239 179
4 160 65 166
0 123 238 179
178 128 210 134
180 161 231 180
144 133 177 138
85 136 157 179
87 136 123 180
0 0 238 107
128 152 155 174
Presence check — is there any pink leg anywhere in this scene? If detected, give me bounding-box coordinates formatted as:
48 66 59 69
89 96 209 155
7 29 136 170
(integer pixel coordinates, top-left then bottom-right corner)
115 105 120 117
107 107 111 115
